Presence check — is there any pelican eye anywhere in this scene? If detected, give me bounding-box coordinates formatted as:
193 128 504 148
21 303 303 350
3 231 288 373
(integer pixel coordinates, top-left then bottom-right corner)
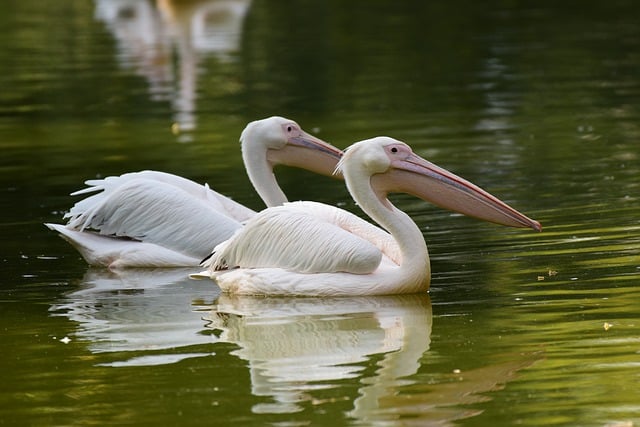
287 125 293 132
390 147 398 153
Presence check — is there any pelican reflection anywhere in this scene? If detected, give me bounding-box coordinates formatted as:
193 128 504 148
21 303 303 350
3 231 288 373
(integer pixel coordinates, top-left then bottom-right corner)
207 294 540 424
94 0 251 137
205 293 432 414
51 269 537 424
50 268 218 366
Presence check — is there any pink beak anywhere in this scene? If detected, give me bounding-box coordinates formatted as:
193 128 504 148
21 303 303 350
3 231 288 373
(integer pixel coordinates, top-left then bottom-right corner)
267 128 344 179
374 153 541 231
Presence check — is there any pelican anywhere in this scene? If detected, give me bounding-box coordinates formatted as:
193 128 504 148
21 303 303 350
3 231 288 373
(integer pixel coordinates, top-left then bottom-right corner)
196 136 541 296
46 117 343 268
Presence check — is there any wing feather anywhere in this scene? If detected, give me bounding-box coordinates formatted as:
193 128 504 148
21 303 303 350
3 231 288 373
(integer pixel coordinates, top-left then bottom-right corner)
279 201 401 265
68 170 255 223
65 177 242 258
207 202 385 274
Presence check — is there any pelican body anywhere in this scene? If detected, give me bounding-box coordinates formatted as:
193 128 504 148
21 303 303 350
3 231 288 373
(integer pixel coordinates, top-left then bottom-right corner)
197 137 541 296
46 117 343 268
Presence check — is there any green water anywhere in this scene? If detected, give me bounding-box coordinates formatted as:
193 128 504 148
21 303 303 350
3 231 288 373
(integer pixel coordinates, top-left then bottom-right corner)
1 1 639 426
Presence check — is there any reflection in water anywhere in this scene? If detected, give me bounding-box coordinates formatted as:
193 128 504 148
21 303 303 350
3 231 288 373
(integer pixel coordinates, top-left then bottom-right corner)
352 354 541 426
205 294 538 425
205 294 432 415
50 269 537 424
94 0 251 139
49 268 218 366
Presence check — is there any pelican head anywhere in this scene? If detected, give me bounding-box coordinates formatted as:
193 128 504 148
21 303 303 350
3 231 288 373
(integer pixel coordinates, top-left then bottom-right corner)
240 116 344 207
241 116 343 176
339 137 541 231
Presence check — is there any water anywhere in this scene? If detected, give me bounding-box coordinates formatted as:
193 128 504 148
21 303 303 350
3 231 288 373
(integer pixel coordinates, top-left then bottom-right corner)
1 0 639 425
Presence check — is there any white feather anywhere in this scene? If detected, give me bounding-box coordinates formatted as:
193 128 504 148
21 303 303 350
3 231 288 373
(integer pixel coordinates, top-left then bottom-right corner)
45 223 201 267
201 136 539 296
199 137 432 296
63 176 243 259
68 170 255 225
46 117 342 268
208 203 383 274
49 171 251 268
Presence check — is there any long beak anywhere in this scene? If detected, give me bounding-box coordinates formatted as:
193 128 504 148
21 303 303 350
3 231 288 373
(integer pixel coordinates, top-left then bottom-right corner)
373 153 541 231
267 130 344 179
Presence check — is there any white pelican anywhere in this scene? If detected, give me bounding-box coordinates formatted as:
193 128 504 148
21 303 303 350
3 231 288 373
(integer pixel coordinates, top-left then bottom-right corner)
46 117 343 268
196 136 541 296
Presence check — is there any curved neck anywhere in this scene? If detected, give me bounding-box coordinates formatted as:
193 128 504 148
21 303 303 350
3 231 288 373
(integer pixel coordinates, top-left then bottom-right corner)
345 169 430 290
242 145 288 208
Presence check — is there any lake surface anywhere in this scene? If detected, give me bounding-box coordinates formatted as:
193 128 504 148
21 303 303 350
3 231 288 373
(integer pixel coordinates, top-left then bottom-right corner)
1 1 639 426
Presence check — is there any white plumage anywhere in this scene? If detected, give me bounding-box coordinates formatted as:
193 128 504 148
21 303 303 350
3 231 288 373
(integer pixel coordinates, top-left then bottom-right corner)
211 201 394 274
197 136 541 296
46 117 343 268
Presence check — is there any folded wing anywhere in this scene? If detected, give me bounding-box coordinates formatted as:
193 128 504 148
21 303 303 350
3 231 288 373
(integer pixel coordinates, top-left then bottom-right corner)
206 201 402 275
65 174 244 259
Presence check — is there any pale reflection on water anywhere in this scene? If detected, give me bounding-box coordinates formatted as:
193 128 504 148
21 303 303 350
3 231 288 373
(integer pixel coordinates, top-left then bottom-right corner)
49 268 217 365
95 0 251 138
50 269 538 425
205 293 432 415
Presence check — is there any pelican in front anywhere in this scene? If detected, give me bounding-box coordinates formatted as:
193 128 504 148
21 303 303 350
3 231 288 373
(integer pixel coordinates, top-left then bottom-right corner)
196 136 541 296
46 117 343 268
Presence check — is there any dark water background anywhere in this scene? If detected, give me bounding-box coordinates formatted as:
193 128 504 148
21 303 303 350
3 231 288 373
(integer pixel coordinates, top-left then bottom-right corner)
1 1 639 426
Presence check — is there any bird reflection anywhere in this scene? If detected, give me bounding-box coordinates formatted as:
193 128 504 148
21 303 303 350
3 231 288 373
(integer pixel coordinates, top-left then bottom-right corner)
49 268 219 366
51 269 538 424
94 0 251 139
207 294 541 425
349 353 541 426
205 294 433 414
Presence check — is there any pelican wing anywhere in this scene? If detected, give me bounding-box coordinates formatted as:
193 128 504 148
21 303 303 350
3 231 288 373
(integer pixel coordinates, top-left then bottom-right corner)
281 201 401 265
70 171 256 223
207 201 395 275
65 176 243 259
44 223 202 267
